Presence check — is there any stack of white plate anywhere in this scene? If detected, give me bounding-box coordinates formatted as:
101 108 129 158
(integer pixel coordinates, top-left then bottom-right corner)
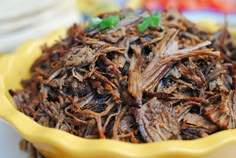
0 0 81 53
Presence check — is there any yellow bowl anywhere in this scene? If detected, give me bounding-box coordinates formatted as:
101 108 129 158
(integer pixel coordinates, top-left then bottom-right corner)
1 27 236 158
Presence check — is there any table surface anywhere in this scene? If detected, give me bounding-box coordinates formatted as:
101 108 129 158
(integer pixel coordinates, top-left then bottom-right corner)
0 119 27 158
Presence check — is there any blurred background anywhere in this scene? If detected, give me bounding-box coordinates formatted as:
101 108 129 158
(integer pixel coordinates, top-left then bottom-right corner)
0 0 235 157
0 0 235 53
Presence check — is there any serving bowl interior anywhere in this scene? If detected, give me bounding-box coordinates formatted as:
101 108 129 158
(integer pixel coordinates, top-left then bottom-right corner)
0 27 236 158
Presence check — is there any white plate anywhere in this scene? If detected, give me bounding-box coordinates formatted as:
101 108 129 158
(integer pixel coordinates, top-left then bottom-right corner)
0 119 27 158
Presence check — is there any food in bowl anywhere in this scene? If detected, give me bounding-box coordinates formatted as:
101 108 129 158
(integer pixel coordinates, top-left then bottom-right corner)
10 9 236 145
0 9 233 158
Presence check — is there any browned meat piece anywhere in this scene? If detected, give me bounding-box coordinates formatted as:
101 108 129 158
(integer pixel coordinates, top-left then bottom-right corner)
181 113 218 139
204 91 236 129
137 97 180 142
127 45 143 104
64 46 96 67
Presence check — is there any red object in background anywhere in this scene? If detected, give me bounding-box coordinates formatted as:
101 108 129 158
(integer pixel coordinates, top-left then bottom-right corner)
144 0 236 13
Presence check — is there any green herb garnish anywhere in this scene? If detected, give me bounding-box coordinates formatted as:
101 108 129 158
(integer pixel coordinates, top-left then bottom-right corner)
87 17 102 31
138 12 161 32
86 14 120 31
99 14 120 29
